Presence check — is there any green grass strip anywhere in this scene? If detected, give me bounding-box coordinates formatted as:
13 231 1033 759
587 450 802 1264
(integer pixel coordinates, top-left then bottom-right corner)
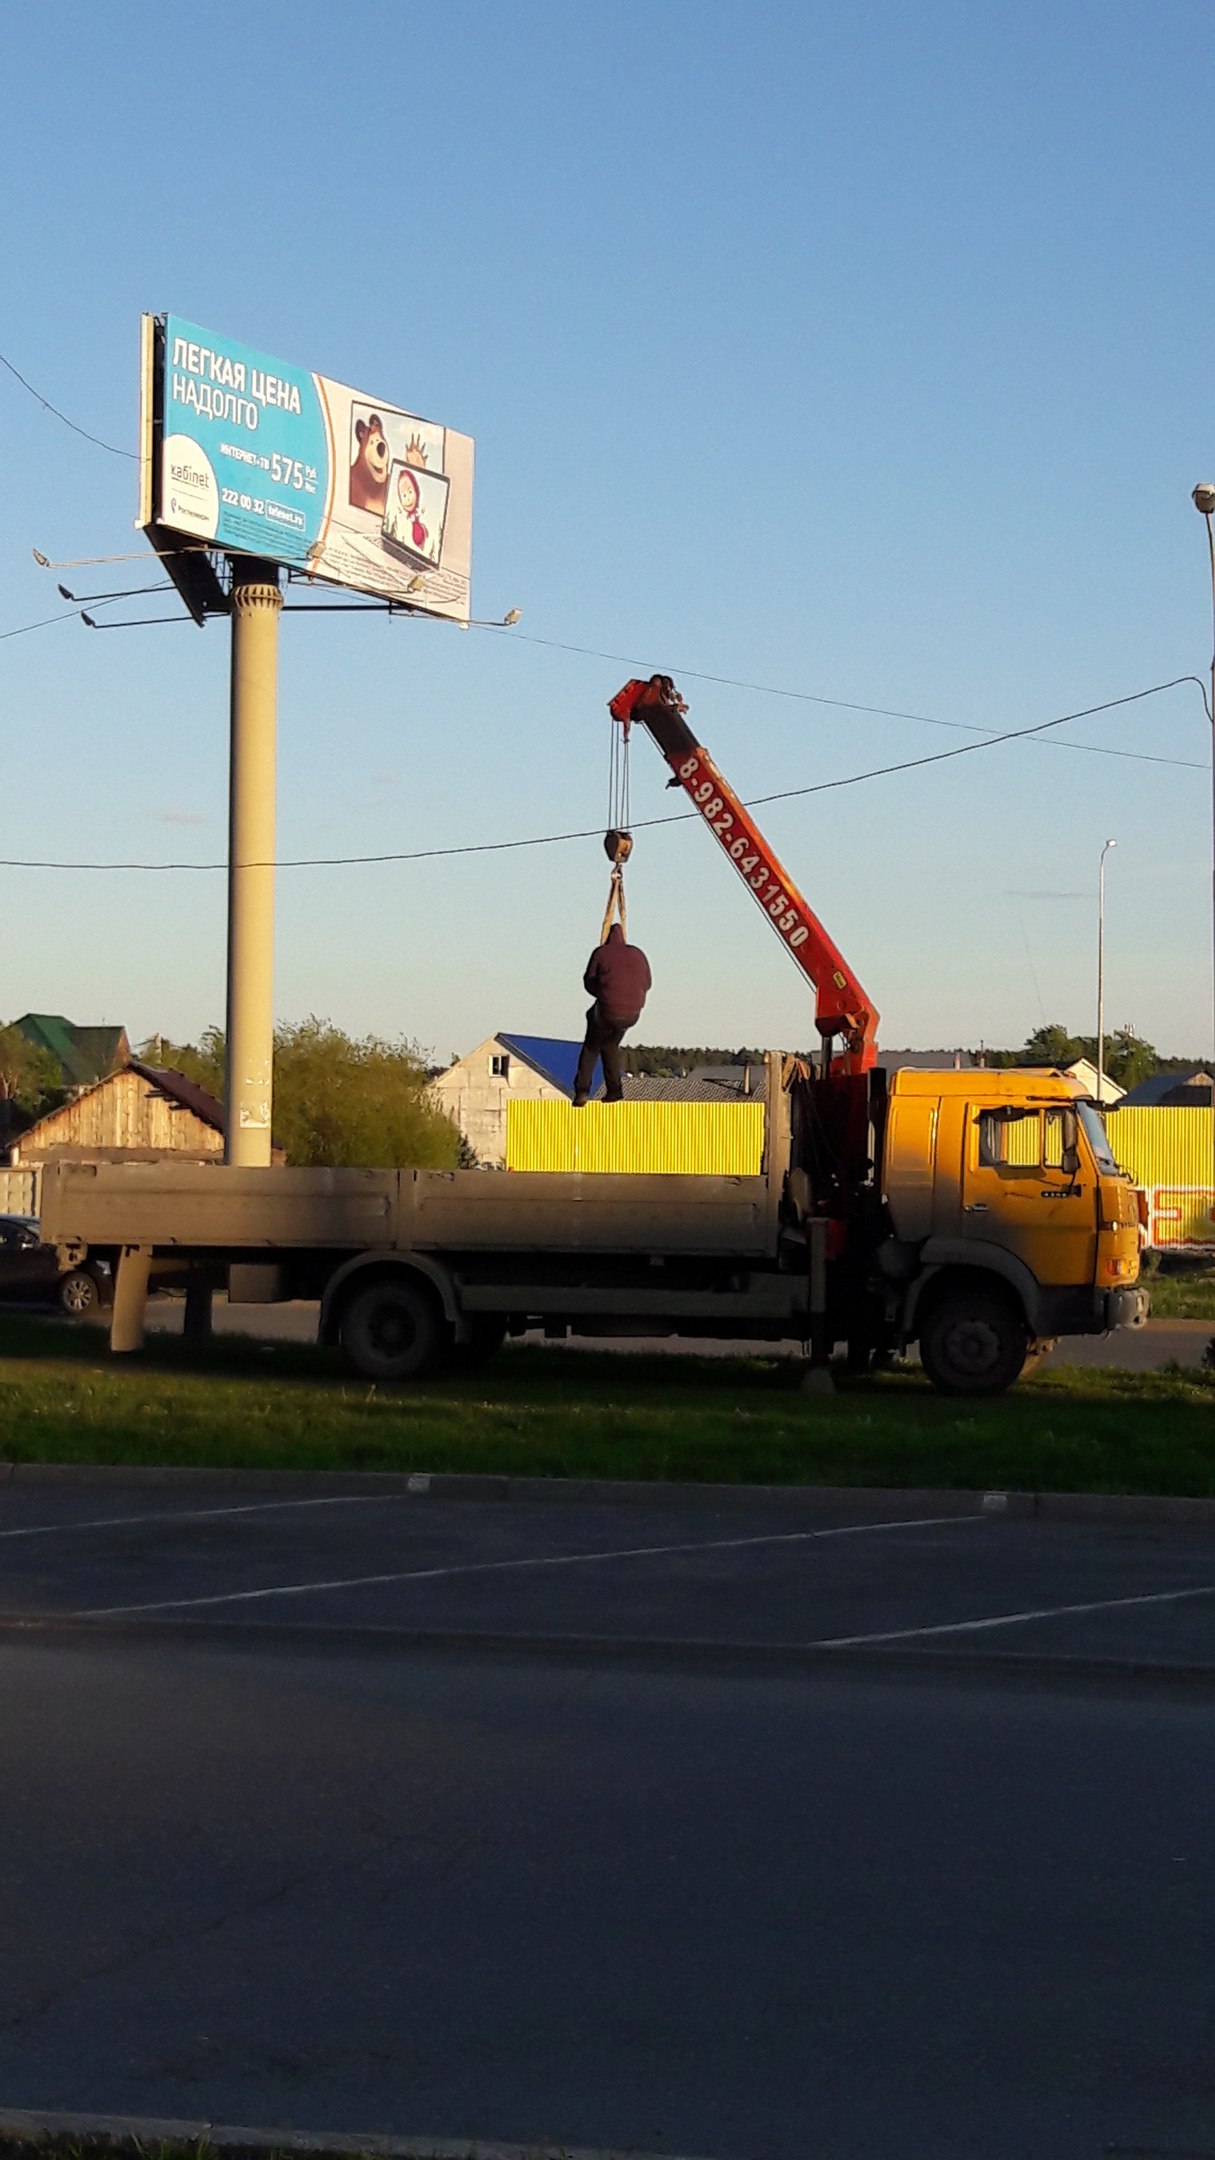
1138 1269 1215 1319
1 1315 1214 1497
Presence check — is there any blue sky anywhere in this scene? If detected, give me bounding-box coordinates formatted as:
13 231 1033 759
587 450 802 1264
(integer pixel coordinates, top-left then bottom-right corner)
3 0 1214 1061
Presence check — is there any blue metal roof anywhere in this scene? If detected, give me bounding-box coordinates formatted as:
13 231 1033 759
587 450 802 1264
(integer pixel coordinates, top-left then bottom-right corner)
498 1034 600 1098
1118 1069 1213 1108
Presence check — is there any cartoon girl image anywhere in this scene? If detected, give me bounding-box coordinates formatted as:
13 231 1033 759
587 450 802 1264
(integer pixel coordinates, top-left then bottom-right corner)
395 466 428 554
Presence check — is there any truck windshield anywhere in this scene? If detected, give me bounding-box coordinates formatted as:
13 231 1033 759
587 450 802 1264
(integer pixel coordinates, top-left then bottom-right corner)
1078 1101 1122 1175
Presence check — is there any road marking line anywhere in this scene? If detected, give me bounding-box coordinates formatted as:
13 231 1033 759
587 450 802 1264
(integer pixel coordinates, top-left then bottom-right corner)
70 1513 974 1619
817 1581 1215 1647
0 1493 421 1542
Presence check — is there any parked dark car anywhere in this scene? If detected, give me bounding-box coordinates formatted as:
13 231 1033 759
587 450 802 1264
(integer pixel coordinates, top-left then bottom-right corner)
0 1215 112 1314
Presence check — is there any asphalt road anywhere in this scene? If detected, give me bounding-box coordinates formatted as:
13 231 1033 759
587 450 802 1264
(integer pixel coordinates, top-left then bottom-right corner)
1 1479 1213 2158
139 1296 1212 1371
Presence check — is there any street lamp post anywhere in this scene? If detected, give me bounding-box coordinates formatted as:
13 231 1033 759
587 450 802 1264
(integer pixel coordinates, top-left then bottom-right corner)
1097 837 1116 1105
1190 484 1215 1071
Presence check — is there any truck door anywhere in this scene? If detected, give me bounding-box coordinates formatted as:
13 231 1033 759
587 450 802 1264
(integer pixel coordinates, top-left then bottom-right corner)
960 1104 1096 1289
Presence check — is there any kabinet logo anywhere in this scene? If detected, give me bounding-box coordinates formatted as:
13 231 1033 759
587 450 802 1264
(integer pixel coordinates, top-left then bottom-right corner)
160 432 219 541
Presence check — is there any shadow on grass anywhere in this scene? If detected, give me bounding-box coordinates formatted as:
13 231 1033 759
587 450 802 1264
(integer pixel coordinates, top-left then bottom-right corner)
0 1310 810 1397
0 1308 338 1382
0 2144 453 2160
4 1311 1215 1494
0 2143 463 2160
2 1310 1212 1405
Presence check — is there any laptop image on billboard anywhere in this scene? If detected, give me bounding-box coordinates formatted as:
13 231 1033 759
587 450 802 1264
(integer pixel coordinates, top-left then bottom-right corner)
382 460 450 572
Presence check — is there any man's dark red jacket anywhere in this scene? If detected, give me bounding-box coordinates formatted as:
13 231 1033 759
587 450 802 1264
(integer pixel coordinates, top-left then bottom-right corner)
584 925 652 1023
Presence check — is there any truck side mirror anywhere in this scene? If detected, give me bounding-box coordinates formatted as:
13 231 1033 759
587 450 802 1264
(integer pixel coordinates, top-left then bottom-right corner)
1060 1107 1080 1180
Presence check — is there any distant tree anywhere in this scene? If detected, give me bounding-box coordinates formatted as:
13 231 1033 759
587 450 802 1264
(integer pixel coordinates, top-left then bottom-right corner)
1057 1026 1158 1089
0 1025 63 1114
1102 1025 1158 1092
1017 1023 1083 1069
269 1019 459 1169
977 1022 1177 1088
622 1044 767 1077
137 1020 460 1168
137 1029 225 1097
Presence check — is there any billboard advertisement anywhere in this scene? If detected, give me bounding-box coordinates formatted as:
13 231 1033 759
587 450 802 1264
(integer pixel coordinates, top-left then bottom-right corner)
145 315 474 624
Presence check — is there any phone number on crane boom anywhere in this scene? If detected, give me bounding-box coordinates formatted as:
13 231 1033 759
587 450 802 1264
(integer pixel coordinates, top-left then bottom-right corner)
678 755 810 947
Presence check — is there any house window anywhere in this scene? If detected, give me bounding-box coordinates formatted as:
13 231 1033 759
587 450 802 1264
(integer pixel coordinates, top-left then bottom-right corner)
491 1054 511 1079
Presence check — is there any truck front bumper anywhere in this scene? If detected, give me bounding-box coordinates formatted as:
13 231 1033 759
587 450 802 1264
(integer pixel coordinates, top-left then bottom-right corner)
1104 1284 1149 1331
1037 1282 1150 1337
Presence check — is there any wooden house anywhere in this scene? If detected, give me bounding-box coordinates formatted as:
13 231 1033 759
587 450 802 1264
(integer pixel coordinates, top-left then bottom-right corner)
5 1060 225 1168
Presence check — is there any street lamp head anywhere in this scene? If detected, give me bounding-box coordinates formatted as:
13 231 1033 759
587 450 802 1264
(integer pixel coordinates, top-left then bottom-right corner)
1193 483 1215 516
1105 836 1117 850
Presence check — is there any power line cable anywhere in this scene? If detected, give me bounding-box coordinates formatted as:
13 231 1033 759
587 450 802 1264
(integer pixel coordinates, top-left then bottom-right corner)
1 576 1207 771
1 606 88 643
0 675 1202 875
0 588 158 642
744 675 1211 802
0 349 137 459
483 622 997 725
484 626 1208 768
3 357 1210 764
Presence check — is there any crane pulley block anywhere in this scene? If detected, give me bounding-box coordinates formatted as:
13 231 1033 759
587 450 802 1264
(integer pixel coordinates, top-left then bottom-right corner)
608 674 688 735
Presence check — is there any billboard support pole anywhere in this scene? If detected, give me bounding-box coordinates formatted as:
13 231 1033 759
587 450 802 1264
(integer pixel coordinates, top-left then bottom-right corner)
224 558 282 1169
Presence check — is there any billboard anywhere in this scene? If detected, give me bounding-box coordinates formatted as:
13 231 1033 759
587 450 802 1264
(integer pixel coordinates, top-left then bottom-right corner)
143 315 474 624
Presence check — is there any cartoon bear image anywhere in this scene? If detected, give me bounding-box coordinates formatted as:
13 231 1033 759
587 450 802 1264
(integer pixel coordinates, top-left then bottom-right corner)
349 412 391 515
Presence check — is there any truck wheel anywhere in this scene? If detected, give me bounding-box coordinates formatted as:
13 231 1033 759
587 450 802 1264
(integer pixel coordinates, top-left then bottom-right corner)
57 1269 100 1316
339 1276 448 1382
918 1290 1028 1397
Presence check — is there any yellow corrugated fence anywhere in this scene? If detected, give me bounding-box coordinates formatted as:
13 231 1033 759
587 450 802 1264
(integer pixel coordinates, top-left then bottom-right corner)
508 1097 1215 1242
506 1098 765 1176
1105 1105 1215 1252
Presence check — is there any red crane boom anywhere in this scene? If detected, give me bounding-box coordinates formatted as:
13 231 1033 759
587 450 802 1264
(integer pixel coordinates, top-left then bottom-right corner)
609 676 879 1075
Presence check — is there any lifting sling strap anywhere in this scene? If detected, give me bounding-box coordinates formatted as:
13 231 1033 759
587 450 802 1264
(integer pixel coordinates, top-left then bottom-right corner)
600 683 637 942
600 852 628 943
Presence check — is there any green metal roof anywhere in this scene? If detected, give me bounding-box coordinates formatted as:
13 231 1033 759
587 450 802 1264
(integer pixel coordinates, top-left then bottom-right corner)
14 1015 128 1088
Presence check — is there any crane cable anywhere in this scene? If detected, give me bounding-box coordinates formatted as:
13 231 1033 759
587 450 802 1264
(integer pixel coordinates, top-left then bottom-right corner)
601 698 633 941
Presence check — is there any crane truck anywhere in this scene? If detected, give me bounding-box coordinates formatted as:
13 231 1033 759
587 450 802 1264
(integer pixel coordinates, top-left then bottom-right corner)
37 676 1146 1396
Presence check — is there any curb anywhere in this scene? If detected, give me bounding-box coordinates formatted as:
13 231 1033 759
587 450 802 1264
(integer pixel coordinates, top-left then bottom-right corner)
3 1459 1215 1526
5 1614 1215 1685
0 2106 712 2160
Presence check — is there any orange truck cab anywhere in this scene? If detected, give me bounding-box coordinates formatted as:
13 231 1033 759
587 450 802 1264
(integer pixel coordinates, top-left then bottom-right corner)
877 1067 1147 1392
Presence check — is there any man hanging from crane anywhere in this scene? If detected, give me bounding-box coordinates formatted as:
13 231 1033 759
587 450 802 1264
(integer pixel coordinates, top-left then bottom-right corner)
573 923 652 1106
571 677 678 1106
572 833 652 1106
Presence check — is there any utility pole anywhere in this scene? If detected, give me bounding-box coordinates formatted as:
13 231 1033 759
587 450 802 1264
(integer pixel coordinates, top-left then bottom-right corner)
1096 837 1116 1106
1191 486 1215 1076
224 558 282 1167
112 566 283 1350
